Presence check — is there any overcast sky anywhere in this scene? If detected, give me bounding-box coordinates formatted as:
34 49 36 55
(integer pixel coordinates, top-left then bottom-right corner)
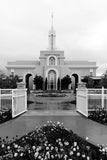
0 0 107 75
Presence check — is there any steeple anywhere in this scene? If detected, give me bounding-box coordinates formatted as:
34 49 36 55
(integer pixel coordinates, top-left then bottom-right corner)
51 12 53 30
48 13 56 51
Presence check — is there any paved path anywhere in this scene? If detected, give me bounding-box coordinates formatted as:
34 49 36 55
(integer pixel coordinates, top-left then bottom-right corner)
0 93 107 147
27 93 76 111
0 111 107 147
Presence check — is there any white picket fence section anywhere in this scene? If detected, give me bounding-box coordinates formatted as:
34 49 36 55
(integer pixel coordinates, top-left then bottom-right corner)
0 89 27 118
76 87 107 117
76 88 88 117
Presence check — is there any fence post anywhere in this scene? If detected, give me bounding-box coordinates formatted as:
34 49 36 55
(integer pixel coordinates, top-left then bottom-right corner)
25 89 27 111
85 88 88 117
76 88 78 111
102 86 104 109
0 89 1 110
12 89 14 118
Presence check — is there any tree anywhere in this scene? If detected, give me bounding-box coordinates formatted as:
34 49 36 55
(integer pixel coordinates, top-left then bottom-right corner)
82 76 94 88
9 75 22 88
61 75 71 90
0 71 6 79
57 77 60 90
45 78 47 90
33 75 43 90
99 70 107 88
0 75 22 89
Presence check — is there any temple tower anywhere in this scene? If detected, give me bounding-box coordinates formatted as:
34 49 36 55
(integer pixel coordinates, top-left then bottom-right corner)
48 13 56 51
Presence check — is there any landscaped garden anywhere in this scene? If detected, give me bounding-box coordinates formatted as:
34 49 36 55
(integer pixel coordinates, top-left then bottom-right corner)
0 121 107 160
0 108 12 124
32 90 72 97
88 107 107 125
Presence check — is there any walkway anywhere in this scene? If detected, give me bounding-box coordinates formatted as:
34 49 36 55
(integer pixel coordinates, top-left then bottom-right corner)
0 113 107 147
0 93 107 147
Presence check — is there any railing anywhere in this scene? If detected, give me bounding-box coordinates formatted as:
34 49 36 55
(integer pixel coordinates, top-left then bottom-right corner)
0 89 27 118
76 87 107 117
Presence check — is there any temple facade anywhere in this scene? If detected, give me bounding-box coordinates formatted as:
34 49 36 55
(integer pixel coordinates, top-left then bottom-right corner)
6 15 97 90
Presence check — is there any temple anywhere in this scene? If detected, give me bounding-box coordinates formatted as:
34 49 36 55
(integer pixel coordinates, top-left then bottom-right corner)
6 14 97 90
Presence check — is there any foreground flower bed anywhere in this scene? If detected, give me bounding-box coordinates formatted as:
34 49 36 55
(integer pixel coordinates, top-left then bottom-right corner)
0 121 107 160
88 108 107 125
0 108 12 124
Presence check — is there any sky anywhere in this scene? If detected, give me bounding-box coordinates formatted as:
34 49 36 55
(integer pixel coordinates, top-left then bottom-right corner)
0 0 107 75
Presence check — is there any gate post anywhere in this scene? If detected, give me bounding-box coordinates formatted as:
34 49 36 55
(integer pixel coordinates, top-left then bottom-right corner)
25 89 27 111
85 88 88 117
102 86 104 109
12 89 14 118
0 89 1 109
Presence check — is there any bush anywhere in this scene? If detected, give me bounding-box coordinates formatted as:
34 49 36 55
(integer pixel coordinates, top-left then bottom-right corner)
0 75 22 89
33 75 43 90
61 75 71 90
88 107 107 125
0 108 12 123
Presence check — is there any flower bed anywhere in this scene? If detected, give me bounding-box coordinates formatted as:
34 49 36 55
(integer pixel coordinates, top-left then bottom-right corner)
36 93 66 97
88 108 107 125
0 108 12 124
0 121 107 159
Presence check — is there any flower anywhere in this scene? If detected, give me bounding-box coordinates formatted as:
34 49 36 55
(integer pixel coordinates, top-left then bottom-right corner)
74 141 77 146
14 144 18 148
51 155 54 159
7 146 10 150
73 147 76 151
69 151 73 156
82 153 86 158
14 152 18 157
46 147 49 150
86 137 89 141
77 152 80 156
32 145 36 150
64 141 69 146
38 155 42 159
87 156 90 160
55 146 58 152
51 146 54 150
57 121 60 125
20 152 24 157
34 152 39 158
1 144 5 148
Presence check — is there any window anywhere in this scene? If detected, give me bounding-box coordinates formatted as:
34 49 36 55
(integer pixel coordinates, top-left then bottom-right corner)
11 69 14 76
49 57 55 65
48 70 56 90
90 69 93 76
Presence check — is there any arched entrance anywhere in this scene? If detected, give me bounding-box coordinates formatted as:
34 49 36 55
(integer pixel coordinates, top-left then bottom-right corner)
71 74 79 91
47 70 57 90
25 73 34 90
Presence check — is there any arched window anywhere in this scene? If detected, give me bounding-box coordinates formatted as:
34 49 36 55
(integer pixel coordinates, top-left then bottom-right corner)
48 70 56 90
49 56 55 65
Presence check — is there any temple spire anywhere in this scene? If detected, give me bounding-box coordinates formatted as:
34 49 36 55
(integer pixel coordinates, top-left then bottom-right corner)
48 13 56 51
51 12 53 29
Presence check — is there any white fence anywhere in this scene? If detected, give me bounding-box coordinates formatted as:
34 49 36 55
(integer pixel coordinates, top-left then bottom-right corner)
0 89 27 118
76 87 107 117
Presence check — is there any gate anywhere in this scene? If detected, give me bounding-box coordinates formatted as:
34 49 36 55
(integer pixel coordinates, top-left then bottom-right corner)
0 89 27 118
